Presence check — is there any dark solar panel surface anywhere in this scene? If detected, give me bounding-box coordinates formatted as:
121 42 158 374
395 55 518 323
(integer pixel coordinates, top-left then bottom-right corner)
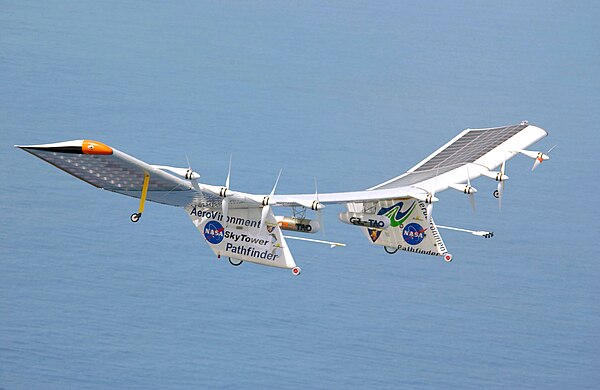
374 124 527 189
23 149 188 192
414 124 526 172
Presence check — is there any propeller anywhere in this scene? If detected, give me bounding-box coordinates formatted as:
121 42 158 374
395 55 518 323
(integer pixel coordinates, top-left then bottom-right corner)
515 146 556 171
466 165 477 213
184 156 201 191
225 155 232 189
221 155 233 225
497 155 506 211
481 154 509 211
447 166 478 212
221 197 229 226
425 170 439 223
532 145 556 171
314 177 324 234
260 169 282 233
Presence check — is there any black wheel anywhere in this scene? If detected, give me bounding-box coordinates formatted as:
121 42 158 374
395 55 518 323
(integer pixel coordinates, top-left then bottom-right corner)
384 246 398 255
493 190 500 199
130 213 141 223
229 257 243 266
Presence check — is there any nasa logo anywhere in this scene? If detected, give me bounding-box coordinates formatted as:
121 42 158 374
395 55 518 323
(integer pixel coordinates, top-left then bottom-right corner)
402 223 427 245
204 220 225 244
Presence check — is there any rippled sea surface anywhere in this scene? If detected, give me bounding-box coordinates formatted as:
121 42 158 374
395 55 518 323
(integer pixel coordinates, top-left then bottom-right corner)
1 1 599 389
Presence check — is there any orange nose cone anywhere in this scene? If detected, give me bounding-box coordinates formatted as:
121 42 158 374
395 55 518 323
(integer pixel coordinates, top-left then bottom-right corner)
82 140 113 155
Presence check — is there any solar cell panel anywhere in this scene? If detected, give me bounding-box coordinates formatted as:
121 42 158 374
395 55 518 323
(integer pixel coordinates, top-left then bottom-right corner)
372 123 528 189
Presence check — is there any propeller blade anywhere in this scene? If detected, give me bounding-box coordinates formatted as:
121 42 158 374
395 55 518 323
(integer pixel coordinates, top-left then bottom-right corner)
221 197 230 226
260 204 272 232
497 181 504 211
433 169 439 197
270 169 283 197
225 155 232 189
426 169 438 223
466 165 476 213
183 156 201 191
468 193 477 213
426 203 433 222
466 165 472 187
498 154 507 211
191 179 200 192
532 158 542 171
260 169 283 233
314 177 324 234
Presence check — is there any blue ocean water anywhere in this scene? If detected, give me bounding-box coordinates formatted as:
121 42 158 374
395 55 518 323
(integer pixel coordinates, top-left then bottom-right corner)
1 1 599 389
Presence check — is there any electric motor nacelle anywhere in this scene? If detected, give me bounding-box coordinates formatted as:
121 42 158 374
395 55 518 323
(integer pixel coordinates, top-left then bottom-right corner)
338 212 389 230
275 216 320 234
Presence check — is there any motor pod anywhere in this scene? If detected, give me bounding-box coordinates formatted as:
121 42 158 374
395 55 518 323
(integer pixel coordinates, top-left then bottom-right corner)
276 216 320 234
338 212 390 230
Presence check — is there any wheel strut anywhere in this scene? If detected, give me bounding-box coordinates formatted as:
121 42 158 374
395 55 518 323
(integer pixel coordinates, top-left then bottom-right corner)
131 172 150 223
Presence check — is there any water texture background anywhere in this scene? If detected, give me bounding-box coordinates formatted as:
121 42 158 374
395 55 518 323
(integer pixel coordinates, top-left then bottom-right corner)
1 1 599 389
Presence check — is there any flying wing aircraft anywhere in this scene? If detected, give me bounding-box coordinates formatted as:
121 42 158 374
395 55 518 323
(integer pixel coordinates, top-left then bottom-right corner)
16 121 552 275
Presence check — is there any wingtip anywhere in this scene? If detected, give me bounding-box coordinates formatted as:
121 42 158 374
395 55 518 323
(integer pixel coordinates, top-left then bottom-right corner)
12 140 113 155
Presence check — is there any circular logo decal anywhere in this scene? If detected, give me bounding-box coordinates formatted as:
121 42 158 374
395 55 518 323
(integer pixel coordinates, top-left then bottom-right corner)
402 223 427 245
204 220 224 244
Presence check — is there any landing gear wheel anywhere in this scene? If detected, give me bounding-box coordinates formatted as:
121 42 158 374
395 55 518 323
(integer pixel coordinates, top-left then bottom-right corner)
130 213 141 223
444 253 453 263
229 258 243 266
291 267 301 276
493 190 500 199
384 246 398 254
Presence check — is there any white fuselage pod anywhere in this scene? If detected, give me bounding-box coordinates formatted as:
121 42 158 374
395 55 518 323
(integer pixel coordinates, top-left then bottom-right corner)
186 206 297 269
338 212 390 230
275 216 320 234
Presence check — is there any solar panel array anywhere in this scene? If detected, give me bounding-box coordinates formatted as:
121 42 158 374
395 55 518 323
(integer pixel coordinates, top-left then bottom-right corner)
374 123 527 189
413 124 526 173
23 149 188 192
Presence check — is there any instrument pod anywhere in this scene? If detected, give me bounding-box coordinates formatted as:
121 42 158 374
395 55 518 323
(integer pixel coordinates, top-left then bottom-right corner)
276 216 320 234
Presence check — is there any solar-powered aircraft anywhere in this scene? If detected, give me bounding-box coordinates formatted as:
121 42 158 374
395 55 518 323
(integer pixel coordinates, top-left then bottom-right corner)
16 122 551 275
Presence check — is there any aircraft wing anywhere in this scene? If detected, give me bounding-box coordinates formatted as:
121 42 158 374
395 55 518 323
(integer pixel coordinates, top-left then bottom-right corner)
15 140 199 207
275 122 548 206
16 123 548 210
368 122 548 193
14 140 434 210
